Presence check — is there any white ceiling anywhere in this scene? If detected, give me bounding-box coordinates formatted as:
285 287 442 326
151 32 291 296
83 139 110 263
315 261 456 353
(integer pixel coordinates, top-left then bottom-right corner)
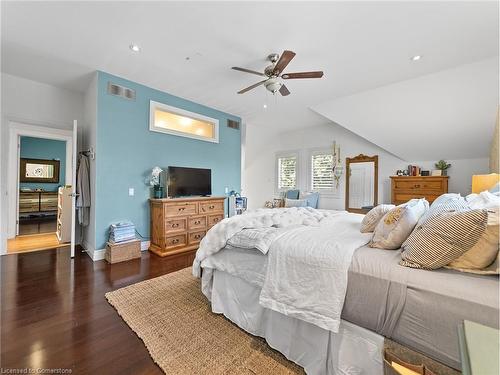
2 1 498 135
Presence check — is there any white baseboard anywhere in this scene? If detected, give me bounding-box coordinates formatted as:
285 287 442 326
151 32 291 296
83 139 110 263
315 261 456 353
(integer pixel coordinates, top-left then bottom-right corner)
141 240 150 251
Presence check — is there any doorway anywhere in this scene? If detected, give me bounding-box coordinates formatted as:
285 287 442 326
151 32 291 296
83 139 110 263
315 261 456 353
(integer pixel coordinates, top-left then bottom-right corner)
5 122 77 256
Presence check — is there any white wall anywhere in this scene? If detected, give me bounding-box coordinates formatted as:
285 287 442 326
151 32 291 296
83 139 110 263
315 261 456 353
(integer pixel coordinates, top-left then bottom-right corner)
243 122 405 210
243 122 489 210
80 73 97 254
1 73 84 250
311 58 499 161
410 158 489 195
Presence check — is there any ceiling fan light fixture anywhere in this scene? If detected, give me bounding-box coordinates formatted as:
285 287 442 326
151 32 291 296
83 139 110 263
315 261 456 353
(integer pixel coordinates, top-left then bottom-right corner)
411 55 422 61
265 79 281 94
129 44 141 52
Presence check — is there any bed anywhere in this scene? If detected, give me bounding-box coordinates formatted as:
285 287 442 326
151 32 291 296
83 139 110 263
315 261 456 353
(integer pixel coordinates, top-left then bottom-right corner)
195 208 499 374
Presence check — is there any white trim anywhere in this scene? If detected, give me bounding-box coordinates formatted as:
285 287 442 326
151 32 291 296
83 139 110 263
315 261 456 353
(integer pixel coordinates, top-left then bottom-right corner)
275 150 301 194
307 147 340 197
6 122 73 247
149 100 219 143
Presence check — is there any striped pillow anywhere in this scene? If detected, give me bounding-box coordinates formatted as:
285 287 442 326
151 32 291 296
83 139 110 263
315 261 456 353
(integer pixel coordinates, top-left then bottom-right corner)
400 209 488 270
416 194 469 227
360 204 395 233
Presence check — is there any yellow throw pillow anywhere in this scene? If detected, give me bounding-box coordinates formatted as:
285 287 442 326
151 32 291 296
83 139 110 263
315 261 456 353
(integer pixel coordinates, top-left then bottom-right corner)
446 207 499 272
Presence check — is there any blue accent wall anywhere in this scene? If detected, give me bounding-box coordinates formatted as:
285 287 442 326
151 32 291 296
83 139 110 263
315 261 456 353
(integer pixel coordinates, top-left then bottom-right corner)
19 136 66 192
95 71 241 249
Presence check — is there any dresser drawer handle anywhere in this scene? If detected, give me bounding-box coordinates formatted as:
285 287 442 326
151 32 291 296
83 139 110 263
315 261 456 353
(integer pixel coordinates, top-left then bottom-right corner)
209 205 215 209
213 217 219 223
171 223 179 228
194 220 201 225
414 184 420 188
171 238 180 244
178 207 185 211
194 234 201 239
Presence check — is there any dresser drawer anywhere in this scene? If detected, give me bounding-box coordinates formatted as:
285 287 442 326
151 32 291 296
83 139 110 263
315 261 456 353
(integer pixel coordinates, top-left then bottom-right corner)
188 230 206 245
165 202 198 217
394 179 443 191
207 214 224 228
188 216 207 230
199 200 224 214
19 202 39 213
165 234 187 249
393 193 441 205
165 218 187 233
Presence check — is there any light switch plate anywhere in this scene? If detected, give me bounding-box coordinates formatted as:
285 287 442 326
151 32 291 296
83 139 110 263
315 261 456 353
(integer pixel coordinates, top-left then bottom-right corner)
128 188 134 196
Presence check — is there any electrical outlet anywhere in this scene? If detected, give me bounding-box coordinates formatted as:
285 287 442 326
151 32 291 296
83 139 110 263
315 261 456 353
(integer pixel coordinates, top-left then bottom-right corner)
128 188 134 196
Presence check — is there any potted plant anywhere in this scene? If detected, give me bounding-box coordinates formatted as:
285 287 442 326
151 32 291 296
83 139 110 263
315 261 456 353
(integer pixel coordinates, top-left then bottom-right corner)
434 160 451 176
149 166 164 198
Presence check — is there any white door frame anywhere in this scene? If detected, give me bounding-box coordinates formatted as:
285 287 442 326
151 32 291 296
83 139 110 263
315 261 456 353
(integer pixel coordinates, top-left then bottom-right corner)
6 121 73 246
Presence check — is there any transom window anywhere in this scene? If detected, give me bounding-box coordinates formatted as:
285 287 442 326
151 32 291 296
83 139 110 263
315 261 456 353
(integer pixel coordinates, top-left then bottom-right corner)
149 101 219 143
311 153 334 190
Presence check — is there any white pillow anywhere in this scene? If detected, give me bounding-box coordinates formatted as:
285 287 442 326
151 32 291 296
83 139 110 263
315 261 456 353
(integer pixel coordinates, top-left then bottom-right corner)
370 199 429 250
466 191 500 209
284 198 307 208
360 204 395 233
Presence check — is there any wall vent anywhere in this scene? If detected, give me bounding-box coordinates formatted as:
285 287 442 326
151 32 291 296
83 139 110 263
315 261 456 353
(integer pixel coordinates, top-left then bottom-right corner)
227 119 240 130
107 82 136 100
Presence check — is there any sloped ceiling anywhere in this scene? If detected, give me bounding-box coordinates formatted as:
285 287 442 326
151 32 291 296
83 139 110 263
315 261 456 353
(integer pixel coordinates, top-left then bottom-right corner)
1 1 498 157
311 58 499 161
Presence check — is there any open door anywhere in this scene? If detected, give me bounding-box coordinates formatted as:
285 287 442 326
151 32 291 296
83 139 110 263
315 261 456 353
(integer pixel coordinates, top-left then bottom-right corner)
70 120 77 258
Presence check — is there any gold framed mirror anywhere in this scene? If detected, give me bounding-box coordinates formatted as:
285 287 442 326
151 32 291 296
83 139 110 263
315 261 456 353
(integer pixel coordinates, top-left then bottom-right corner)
345 154 378 214
20 158 60 183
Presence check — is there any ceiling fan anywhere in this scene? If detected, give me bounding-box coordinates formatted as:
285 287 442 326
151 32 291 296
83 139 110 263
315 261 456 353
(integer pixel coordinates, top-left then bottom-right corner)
232 50 324 96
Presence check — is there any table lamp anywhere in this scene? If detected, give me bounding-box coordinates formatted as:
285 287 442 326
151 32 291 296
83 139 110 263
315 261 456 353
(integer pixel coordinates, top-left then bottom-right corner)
471 173 500 193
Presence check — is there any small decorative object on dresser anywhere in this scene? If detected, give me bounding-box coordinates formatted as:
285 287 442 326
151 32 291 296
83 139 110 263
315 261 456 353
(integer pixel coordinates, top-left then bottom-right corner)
390 175 449 205
149 196 225 258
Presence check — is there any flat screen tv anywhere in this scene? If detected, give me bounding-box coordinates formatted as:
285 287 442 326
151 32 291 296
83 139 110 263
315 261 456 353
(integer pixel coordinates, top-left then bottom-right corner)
168 166 212 197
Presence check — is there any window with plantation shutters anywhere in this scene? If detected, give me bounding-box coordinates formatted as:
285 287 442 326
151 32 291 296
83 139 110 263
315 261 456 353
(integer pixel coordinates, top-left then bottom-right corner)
311 153 334 190
277 156 297 190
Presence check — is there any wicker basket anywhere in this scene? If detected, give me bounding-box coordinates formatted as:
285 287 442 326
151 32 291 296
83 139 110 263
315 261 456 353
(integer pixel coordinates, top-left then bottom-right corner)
105 239 141 264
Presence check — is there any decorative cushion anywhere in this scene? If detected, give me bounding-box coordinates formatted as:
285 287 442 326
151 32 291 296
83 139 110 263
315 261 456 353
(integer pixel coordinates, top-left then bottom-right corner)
285 190 300 200
489 182 500 194
370 199 429 250
360 204 395 233
400 209 488 270
227 227 284 254
284 198 307 208
300 192 320 209
445 207 499 273
417 193 469 226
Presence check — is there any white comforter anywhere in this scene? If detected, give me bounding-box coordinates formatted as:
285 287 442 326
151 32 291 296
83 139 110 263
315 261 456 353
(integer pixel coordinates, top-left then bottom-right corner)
194 207 371 333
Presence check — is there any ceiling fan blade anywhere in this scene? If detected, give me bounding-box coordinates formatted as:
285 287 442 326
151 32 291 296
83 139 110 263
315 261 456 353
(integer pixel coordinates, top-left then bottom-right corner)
279 84 290 96
272 50 296 75
237 79 268 94
282 71 324 79
232 67 266 77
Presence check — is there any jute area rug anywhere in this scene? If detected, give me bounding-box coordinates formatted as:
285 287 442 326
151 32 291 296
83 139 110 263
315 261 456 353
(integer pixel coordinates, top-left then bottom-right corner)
106 267 304 374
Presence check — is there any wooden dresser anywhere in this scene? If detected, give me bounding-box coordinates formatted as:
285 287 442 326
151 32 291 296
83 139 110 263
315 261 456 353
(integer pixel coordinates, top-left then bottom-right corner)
390 176 449 205
149 196 225 258
19 191 58 213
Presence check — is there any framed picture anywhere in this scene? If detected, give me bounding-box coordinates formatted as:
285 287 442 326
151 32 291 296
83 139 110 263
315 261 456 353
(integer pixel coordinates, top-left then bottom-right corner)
20 158 60 183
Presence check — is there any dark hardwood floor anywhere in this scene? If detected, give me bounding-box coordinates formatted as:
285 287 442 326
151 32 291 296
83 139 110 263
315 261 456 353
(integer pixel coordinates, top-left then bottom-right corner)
1 246 194 374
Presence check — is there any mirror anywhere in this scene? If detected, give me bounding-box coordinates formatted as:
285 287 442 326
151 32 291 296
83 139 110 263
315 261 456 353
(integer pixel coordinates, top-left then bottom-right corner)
345 154 378 214
20 158 60 183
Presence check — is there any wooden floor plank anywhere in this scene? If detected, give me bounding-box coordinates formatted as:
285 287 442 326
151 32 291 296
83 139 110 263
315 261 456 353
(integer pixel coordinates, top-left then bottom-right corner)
7 232 69 253
1 247 193 374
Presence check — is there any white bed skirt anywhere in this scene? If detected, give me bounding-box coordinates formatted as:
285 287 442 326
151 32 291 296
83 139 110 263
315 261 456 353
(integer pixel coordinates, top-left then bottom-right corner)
210 269 384 375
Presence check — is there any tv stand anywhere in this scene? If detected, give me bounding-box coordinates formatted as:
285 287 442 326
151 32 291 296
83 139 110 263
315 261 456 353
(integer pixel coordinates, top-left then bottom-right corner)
149 196 226 258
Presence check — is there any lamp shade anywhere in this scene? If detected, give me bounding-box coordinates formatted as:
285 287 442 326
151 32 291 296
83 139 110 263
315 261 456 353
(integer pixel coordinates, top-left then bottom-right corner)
471 174 500 193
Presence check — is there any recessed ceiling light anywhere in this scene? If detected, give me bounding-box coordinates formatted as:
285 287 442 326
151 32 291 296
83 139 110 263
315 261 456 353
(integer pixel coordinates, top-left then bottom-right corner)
411 55 422 61
263 104 268 109
129 44 141 52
